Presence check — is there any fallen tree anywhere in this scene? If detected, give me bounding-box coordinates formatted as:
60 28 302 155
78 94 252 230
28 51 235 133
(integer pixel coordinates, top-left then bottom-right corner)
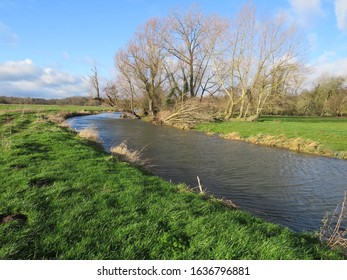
156 98 220 128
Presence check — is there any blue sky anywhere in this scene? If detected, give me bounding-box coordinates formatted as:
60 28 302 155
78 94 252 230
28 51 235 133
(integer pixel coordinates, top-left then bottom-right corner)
0 0 347 98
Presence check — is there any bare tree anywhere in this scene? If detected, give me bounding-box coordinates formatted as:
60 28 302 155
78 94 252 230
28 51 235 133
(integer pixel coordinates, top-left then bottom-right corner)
213 4 257 120
116 49 141 114
213 4 305 120
102 81 119 107
89 62 101 100
312 75 346 116
250 14 304 118
115 18 167 115
161 6 227 100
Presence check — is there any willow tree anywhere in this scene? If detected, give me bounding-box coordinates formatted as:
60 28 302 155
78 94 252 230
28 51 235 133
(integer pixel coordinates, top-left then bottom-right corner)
214 4 305 120
161 6 226 100
115 18 167 115
312 75 346 116
213 4 257 120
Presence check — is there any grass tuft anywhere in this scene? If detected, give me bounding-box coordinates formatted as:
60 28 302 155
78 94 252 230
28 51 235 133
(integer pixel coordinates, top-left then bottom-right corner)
222 132 241 141
110 141 149 167
78 127 100 142
320 191 347 251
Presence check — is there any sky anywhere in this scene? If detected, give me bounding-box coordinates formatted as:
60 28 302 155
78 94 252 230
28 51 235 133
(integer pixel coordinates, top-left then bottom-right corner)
0 0 347 99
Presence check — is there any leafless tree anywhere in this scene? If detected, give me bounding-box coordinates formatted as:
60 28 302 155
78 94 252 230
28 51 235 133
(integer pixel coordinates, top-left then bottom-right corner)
313 75 346 116
161 6 227 100
102 81 119 107
213 4 305 120
250 14 304 118
115 18 167 115
213 4 257 120
115 49 141 114
89 62 101 100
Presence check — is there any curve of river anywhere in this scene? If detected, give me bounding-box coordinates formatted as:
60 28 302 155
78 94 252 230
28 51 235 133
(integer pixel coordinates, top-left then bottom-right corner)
67 113 347 232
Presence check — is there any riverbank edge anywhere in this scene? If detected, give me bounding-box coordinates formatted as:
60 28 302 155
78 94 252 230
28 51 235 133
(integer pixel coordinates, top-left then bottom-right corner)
1 108 345 259
209 131 347 160
146 119 347 160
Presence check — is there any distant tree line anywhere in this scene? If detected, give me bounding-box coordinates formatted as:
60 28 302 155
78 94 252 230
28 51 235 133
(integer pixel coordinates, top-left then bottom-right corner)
0 96 102 106
88 3 345 124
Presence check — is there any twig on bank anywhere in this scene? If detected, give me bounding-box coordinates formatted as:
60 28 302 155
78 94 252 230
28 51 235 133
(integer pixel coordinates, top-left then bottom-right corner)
320 191 347 250
197 176 205 194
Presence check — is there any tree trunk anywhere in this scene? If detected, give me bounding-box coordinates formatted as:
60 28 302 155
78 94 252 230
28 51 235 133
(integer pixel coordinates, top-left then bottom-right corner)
148 99 154 115
224 101 235 121
238 98 245 118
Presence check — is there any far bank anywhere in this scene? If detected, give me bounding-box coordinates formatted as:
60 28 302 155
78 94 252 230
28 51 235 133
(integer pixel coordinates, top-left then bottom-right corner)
194 116 347 160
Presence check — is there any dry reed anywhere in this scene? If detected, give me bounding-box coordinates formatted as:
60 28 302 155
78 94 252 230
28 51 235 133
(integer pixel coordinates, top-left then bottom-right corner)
221 132 331 156
110 140 149 166
78 127 100 142
319 191 347 251
222 132 241 141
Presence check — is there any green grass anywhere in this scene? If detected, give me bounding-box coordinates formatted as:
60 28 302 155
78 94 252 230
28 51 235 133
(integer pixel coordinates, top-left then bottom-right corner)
0 109 345 259
0 103 108 113
196 116 347 152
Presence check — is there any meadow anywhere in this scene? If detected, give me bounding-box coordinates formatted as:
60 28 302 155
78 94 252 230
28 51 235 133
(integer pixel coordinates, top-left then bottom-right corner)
196 116 347 159
0 103 107 113
0 105 345 259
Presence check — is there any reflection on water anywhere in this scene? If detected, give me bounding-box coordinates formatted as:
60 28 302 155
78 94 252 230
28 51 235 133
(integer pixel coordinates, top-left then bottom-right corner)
67 113 347 232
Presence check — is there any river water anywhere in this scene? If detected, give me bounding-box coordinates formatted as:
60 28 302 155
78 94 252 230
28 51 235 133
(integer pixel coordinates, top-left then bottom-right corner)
67 113 347 232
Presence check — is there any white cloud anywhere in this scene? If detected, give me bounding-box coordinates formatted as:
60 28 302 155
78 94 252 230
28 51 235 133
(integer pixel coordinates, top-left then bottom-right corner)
0 21 19 46
289 0 322 15
0 59 89 98
335 0 347 31
41 68 77 86
288 0 324 26
307 54 347 87
316 50 337 63
0 59 41 81
315 57 347 76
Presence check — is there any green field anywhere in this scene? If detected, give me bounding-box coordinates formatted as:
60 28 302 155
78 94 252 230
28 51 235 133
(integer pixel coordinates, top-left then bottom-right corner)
0 103 109 113
197 116 347 155
0 106 345 259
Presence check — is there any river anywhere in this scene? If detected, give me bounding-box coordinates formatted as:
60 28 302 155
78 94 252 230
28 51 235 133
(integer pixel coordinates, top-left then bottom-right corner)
67 113 347 233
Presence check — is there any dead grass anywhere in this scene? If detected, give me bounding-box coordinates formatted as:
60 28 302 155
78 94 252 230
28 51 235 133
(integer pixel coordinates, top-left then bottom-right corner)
47 112 70 123
320 191 347 252
110 140 150 166
58 121 70 128
48 111 92 124
78 127 100 142
222 132 241 141
336 151 347 160
222 132 332 157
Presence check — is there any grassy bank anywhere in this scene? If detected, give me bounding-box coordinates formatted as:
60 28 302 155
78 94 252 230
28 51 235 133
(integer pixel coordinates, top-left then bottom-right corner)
0 104 108 113
0 107 345 259
196 116 347 159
